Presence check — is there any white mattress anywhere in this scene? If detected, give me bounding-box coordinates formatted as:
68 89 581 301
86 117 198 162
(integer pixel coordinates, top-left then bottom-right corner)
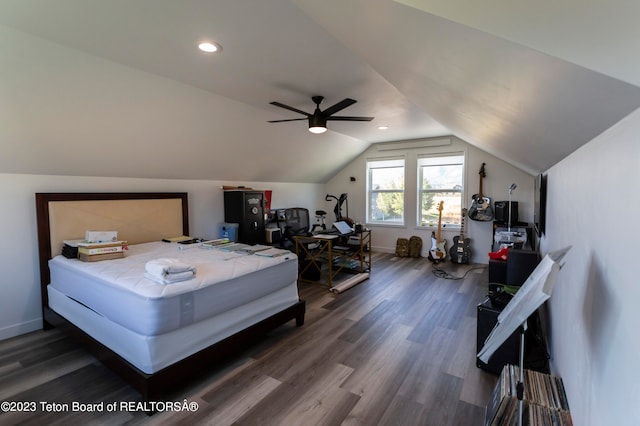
48 285 299 374
48 242 298 336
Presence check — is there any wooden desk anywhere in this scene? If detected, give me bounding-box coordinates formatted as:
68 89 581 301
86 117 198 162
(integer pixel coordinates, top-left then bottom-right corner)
295 230 371 287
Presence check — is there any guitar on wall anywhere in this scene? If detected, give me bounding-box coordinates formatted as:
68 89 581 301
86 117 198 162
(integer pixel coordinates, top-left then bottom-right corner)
428 201 447 263
450 208 471 264
468 163 494 221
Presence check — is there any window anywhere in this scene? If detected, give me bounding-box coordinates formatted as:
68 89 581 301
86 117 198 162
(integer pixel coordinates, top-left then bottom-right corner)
418 154 464 227
366 158 405 225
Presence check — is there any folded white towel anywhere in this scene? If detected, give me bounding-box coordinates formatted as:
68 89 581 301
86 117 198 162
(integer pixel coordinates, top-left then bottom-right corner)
144 271 195 285
145 258 196 277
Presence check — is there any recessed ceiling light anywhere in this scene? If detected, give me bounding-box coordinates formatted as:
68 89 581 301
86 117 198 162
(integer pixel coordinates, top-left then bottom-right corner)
377 125 390 130
198 41 222 53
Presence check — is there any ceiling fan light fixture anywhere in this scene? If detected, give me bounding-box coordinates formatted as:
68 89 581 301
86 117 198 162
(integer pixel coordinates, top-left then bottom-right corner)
308 115 327 134
268 96 372 133
309 126 327 134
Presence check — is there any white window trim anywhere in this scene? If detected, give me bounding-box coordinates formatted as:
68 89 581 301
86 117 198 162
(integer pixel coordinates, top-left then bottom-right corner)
416 152 465 229
366 156 406 226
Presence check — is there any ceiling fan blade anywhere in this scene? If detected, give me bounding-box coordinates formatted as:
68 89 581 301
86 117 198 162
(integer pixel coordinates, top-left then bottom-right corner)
269 101 310 117
326 116 374 121
267 118 308 123
321 98 357 117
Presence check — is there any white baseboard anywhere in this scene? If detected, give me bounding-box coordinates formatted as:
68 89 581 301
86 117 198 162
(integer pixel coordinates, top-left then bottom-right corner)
0 318 42 341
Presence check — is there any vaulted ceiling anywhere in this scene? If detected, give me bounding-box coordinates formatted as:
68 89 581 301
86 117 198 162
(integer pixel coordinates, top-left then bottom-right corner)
2 0 640 182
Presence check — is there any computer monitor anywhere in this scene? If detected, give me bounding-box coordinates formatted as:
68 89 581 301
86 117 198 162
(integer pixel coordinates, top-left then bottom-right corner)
333 221 353 235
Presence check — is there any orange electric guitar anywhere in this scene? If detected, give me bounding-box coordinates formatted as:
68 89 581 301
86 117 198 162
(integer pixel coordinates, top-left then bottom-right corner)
428 201 447 263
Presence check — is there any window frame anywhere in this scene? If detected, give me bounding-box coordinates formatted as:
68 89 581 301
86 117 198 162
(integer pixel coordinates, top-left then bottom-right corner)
417 153 465 229
366 157 406 226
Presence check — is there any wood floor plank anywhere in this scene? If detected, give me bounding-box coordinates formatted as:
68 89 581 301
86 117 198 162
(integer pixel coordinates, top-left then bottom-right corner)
273 363 359 426
340 323 417 425
0 360 21 377
0 329 63 355
199 375 282 425
378 394 428 426
452 399 489 426
0 349 95 401
444 315 479 379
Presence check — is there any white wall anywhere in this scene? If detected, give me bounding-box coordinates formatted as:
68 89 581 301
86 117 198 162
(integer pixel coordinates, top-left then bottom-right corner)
0 141 532 341
323 136 534 263
0 173 322 340
541 107 640 426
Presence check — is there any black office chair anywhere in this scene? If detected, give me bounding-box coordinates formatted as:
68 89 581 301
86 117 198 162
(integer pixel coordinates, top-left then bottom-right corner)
278 208 312 253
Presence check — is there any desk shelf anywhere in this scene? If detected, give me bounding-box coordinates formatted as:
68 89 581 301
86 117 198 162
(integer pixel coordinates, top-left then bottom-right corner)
295 230 371 287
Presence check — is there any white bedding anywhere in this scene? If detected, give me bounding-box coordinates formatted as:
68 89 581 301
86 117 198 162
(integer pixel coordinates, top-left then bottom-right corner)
48 242 298 336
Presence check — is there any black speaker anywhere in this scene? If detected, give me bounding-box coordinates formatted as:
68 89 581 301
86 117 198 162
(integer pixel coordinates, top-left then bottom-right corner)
477 299 520 374
488 259 507 284
477 298 549 375
494 201 518 223
507 250 539 286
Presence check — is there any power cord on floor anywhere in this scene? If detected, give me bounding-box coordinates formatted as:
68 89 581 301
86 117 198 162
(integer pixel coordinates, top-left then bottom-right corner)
431 265 487 280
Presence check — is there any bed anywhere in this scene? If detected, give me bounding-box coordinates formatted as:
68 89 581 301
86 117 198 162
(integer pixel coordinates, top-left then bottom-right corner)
35 192 305 401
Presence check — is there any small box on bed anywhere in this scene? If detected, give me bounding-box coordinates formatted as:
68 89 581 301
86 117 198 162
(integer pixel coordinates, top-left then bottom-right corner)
85 230 119 243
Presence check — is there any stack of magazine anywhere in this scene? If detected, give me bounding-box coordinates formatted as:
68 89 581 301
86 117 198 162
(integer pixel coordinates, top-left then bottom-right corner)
199 238 232 248
199 239 290 257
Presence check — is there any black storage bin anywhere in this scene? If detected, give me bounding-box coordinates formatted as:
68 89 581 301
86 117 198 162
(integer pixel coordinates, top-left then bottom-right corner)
301 260 321 281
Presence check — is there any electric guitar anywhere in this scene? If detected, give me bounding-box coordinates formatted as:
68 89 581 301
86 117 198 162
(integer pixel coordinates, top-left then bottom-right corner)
428 201 446 263
450 208 471 264
468 163 494 221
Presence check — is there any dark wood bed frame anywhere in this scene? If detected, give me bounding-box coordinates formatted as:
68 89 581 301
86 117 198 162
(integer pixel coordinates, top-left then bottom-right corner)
35 192 305 402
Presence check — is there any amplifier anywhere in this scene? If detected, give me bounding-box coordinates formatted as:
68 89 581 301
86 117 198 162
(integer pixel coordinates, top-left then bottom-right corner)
477 298 520 374
507 249 539 286
494 201 518 223
489 259 507 284
476 298 549 374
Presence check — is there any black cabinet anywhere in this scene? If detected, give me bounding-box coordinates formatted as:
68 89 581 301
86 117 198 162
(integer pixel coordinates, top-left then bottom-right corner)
223 191 265 244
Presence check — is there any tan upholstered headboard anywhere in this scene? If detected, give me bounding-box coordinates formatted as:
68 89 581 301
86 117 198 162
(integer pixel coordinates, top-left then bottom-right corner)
35 192 189 307
47 198 185 257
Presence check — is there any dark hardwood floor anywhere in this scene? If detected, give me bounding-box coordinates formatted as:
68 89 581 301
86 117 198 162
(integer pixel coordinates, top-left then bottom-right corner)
0 252 498 425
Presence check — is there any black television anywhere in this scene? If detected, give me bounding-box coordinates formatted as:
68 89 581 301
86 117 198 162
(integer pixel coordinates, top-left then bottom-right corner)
534 173 547 237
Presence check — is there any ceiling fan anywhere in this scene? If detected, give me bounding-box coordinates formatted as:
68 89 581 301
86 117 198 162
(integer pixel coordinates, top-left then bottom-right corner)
268 96 373 134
